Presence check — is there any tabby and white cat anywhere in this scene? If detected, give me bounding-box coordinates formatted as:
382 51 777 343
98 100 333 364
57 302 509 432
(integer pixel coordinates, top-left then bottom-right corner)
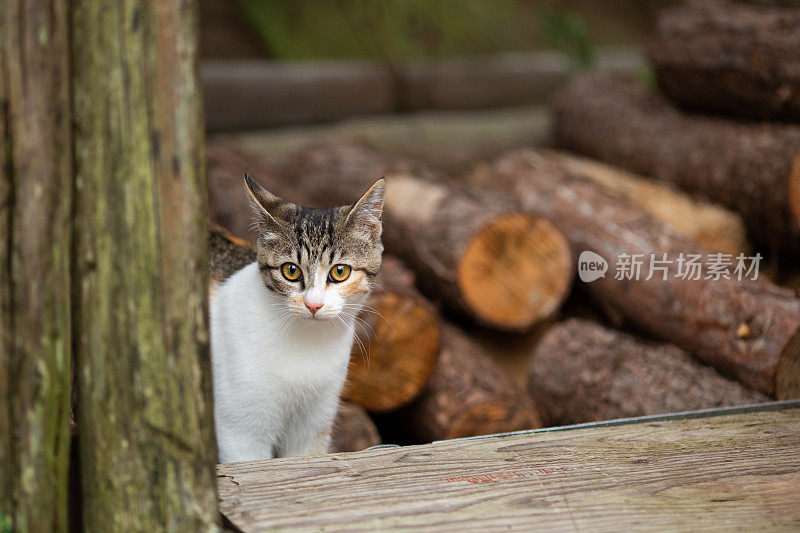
211 175 384 463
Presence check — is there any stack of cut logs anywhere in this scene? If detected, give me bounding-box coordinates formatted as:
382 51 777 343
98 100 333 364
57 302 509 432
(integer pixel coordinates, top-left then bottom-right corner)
205 0 800 452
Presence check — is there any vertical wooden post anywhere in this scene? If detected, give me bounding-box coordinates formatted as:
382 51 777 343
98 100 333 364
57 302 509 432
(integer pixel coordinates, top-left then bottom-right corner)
0 2 73 531
71 0 218 529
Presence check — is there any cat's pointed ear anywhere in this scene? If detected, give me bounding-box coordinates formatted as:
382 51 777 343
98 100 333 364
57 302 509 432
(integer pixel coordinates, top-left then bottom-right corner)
244 174 287 232
345 178 385 240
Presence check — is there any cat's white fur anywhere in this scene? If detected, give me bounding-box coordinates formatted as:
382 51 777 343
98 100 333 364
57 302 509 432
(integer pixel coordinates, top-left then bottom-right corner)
211 262 357 463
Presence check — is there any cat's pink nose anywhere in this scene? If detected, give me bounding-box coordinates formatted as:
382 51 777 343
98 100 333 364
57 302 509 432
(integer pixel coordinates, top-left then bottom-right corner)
304 301 324 315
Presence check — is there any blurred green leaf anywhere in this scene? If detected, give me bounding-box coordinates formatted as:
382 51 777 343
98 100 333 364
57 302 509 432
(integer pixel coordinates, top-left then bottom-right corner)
539 9 594 69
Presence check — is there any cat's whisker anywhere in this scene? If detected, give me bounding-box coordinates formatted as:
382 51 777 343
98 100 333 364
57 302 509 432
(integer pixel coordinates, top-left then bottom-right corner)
341 304 395 332
340 313 374 368
281 316 297 338
275 312 297 338
341 302 378 314
341 313 368 338
274 317 289 338
351 330 368 369
337 314 369 369
370 280 391 295
346 312 376 339
345 303 380 314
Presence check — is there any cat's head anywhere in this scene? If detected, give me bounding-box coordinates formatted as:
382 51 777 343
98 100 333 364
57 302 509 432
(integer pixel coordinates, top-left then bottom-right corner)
244 175 384 322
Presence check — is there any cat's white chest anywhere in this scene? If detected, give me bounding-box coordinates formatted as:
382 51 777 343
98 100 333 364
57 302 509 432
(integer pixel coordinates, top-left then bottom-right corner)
210 263 353 463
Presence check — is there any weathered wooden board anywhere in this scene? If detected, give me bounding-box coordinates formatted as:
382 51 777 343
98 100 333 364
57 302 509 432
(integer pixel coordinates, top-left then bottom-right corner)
202 47 642 130
218 402 800 531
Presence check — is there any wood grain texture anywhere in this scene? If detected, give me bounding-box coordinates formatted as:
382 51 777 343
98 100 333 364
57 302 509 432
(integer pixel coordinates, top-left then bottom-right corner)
218 404 800 532
0 1 73 530
71 0 218 529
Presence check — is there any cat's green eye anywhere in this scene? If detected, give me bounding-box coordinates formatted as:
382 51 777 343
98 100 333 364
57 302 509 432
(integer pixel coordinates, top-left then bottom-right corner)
281 262 302 282
328 264 351 283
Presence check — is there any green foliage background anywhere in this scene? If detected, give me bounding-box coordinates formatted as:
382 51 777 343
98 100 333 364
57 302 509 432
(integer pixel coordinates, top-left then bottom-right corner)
235 1 671 65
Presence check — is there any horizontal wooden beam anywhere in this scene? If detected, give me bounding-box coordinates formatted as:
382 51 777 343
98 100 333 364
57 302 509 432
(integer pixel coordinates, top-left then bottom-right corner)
202 47 643 130
219 401 800 531
202 59 394 130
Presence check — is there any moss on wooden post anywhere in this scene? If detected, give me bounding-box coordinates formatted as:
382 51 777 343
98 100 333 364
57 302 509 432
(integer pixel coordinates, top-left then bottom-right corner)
71 0 218 529
0 2 73 531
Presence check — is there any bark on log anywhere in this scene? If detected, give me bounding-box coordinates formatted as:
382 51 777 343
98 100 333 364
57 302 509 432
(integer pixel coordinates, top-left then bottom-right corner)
71 1 218 529
529 319 769 426
551 72 800 254
476 149 800 399
209 222 256 286
467 323 552 390
648 0 800 121
0 2 73 530
330 403 382 453
208 225 441 413
206 138 272 244
392 324 543 442
281 141 573 332
539 150 750 255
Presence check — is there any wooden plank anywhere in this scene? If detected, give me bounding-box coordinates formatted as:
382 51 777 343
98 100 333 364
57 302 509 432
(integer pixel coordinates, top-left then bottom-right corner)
218 402 800 531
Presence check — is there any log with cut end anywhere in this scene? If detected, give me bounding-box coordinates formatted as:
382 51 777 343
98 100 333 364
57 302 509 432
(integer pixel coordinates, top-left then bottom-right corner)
208 225 441 412
551 72 800 253
475 149 800 399
281 141 573 332
393 324 542 442
330 402 381 453
343 256 440 412
529 319 769 426
648 0 800 121
537 150 750 255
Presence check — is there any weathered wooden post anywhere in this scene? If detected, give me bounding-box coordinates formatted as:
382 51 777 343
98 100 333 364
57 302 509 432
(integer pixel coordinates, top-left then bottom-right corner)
71 0 218 530
0 1 74 531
